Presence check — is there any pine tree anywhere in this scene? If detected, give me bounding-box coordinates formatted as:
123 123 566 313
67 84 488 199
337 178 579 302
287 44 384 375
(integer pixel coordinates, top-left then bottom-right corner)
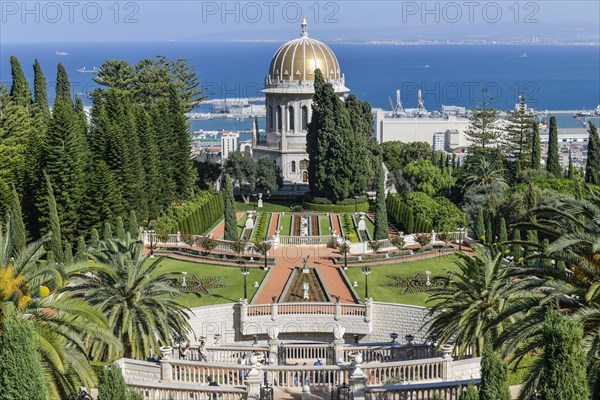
373 158 388 240
475 207 485 241
104 221 113 242
9 56 31 108
135 106 161 220
10 185 27 254
464 88 501 151
80 160 124 232
479 346 511 400
537 310 590 400
502 96 534 169
0 309 48 400
44 172 63 262
531 121 541 170
55 63 72 104
41 97 85 241
32 59 50 120
546 116 561 176
223 174 237 241
585 122 600 185
97 364 127 400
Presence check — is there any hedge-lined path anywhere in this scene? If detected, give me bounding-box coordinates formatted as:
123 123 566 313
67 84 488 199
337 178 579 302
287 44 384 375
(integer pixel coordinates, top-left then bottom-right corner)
268 213 280 237
207 212 244 238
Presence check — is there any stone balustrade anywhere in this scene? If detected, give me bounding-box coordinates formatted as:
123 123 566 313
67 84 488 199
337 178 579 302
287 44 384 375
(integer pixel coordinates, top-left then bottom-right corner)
364 379 480 400
129 380 248 400
240 300 372 335
278 235 332 245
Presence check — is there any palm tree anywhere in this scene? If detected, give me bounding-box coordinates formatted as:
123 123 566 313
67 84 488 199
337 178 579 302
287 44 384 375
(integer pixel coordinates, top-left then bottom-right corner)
462 157 507 190
63 235 193 360
498 192 600 364
0 215 113 399
424 251 519 357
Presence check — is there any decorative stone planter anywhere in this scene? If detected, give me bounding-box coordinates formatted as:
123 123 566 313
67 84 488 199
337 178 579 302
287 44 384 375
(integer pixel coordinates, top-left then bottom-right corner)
159 346 173 359
440 344 454 358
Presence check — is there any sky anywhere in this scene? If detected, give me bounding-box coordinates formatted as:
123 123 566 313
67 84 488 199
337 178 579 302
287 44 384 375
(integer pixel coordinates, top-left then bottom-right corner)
1 0 599 43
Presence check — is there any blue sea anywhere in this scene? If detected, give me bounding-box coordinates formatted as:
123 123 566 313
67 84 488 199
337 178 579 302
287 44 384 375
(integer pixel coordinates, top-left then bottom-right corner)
1 42 599 131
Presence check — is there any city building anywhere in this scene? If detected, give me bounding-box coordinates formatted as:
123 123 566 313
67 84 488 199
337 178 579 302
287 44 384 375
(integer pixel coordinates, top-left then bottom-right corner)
252 18 349 184
220 131 239 160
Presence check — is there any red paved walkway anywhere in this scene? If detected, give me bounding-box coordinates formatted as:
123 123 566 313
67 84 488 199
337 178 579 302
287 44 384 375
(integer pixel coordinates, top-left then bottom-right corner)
268 213 280 237
209 212 244 238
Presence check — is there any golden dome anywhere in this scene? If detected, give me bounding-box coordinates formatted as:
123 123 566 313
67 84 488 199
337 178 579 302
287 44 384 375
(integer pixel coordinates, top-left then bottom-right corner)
268 18 341 82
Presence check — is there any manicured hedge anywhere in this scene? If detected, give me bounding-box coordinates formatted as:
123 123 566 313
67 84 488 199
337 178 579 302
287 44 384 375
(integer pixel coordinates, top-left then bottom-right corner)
303 201 370 212
154 190 225 234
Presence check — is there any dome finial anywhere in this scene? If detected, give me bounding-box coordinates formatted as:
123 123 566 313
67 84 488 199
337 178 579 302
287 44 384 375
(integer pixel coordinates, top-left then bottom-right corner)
300 16 308 37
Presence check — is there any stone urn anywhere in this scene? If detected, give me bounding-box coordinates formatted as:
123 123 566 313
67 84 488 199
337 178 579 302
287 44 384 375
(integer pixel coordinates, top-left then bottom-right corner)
249 354 258 365
440 344 454 358
159 346 173 359
351 352 363 365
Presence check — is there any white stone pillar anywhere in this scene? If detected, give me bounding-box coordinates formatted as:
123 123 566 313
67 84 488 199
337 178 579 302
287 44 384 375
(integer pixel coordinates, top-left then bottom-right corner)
160 360 173 382
245 365 263 398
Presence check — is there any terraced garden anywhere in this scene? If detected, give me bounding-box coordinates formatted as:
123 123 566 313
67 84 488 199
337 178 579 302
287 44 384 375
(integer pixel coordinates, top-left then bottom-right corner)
282 268 330 302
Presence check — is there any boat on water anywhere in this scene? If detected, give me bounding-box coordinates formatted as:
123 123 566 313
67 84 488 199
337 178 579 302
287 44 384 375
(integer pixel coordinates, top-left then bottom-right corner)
56 51 68 56
77 66 99 74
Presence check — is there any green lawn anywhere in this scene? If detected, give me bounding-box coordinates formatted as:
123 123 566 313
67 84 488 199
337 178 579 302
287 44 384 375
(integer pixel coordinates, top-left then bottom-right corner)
319 215 331 235
280 214 292 236
153 258 267 307
344 255 459 307
235 201 292 212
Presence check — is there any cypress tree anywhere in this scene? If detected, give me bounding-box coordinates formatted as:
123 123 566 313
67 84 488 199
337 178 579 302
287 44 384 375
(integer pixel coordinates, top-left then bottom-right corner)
373 158 388 240
223 174 237 241
97 364 127 400
585 122 600 184
64 242 73 264
498 217 508 252
104 221 113 242
128 210 140 238
115 216 126 241
479 346 511 400
44 172 63 262
567 151 575 179
458 385 478 400
0 309 48 400
485 219 494 246
55 63 72 104
406 210 414 233
32 59 50 120
90 228 100 248
546 116 561 176
531 120 541 170
512 228 522 259
75 236 87 262
537 310 590 400
10 186 27 254
9 56 31 108
475 207 485 241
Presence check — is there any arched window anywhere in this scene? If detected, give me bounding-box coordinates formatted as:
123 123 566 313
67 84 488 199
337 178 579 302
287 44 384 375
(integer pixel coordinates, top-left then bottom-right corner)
302 106 308 131
277 106 283 132
299 159 309 171
288 105 295 132
268 105 273 130
291 161 296 173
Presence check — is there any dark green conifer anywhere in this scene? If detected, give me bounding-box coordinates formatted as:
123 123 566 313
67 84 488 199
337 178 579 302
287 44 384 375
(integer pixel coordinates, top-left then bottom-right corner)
9 56 31 108
97 364 127 400
373 158 388 240
55 63 71 104
546 116 561 176
585 122 600 184
479 346 511 400
223 174 237 241
531 121 541 170
32 59 50 119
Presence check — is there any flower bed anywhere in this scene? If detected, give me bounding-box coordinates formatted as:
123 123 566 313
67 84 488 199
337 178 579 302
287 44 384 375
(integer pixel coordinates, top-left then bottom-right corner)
311 215 319 236
157 247 276 265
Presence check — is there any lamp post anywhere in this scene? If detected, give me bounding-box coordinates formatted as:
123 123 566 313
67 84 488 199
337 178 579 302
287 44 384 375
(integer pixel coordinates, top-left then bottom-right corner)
354 195 360 213
263 237 269 270
241 265 250 299
361 266 371 299
148 224 155 257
